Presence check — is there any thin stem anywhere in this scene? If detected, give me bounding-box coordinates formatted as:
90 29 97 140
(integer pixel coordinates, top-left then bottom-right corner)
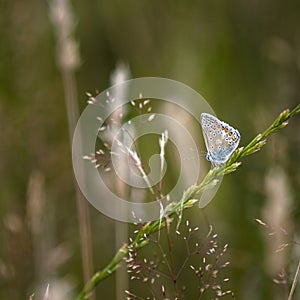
156 238 173 275
176 230 192 279
287 260 300 300
62 71 94 299
164 217 179 297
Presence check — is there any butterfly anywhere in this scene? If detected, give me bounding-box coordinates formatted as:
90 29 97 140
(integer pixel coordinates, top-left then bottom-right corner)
200 113 240 167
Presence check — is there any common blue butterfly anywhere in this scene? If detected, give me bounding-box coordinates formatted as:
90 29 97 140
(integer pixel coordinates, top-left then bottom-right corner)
200 113 240 167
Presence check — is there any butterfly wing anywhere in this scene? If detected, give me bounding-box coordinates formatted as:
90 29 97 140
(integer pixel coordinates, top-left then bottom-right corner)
200 113 240 165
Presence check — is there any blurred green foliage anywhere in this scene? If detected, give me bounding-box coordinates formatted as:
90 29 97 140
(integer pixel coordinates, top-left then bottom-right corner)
0 0 300 299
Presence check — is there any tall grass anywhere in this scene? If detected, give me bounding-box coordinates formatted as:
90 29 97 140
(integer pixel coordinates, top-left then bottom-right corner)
76 104 300 299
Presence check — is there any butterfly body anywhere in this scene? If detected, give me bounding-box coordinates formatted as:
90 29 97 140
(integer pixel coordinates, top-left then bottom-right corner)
200 113 240 167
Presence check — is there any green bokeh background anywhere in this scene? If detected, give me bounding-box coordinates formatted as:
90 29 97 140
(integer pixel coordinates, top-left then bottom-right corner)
1 0 300 299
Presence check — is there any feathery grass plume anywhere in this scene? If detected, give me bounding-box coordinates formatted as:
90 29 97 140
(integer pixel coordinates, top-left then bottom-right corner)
255 213 300 299
86 93 162 198
49 0 80 72
263 167 292 275
76 104 300 300
254 164 299 299
126 221 234 299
